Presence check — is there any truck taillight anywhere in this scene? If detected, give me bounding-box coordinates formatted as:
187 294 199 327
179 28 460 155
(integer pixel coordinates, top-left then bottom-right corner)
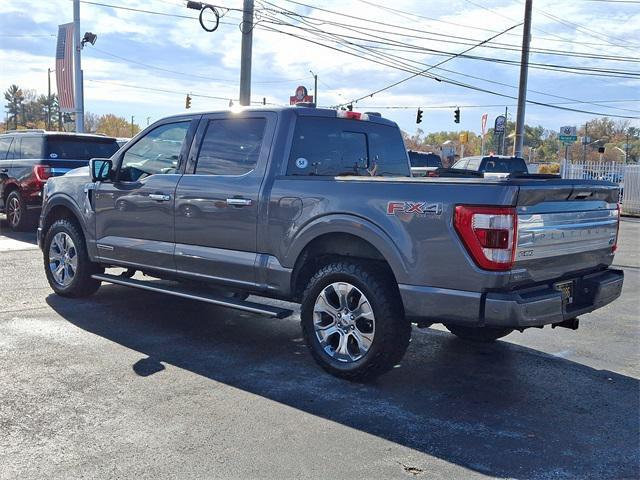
336 110 369 121
454 205 517 271
33 165 52 183
612 203 620 253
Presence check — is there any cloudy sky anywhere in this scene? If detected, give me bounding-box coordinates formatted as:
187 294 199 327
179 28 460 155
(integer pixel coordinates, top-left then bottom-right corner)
1 0 639 135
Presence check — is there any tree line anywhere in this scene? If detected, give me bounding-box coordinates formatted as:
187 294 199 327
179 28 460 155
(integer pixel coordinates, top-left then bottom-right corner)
2 84 141 138
404 117 639 164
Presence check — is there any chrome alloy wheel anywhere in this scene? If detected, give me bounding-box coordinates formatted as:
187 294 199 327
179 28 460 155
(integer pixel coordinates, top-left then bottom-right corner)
313 282 375 363
6 196 21 227
48 232 78 287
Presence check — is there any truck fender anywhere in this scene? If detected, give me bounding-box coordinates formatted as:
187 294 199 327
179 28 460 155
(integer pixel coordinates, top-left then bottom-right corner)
283 214 412 284
40 193 95 256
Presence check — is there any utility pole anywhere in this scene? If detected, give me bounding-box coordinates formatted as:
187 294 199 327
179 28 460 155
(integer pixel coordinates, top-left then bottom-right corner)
625 129 630 164
501 106 508 155
131 116 135 137
310 70 318 105
239 0 254 106
47 68 53 131
583 122 588 162
73 0 84 132
514 0 532 158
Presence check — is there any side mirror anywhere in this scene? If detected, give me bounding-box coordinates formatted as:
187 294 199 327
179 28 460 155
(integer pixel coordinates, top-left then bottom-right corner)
90 158 113 182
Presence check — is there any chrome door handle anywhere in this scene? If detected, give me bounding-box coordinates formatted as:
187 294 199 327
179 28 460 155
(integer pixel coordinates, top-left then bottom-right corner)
226 198 252 206
149 193 171 201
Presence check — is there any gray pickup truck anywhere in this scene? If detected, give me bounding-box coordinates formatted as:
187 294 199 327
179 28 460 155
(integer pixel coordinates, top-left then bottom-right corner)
38 107 623 380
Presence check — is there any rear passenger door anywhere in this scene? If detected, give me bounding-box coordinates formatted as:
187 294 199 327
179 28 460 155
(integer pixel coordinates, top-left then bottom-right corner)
174 112 276 287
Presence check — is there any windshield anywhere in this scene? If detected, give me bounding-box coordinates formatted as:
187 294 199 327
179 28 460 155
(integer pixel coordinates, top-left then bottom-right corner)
408 152 442 168
45 137 119 161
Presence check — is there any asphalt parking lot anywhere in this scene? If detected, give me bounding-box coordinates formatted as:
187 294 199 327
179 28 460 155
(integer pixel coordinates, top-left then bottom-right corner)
1 217 638 480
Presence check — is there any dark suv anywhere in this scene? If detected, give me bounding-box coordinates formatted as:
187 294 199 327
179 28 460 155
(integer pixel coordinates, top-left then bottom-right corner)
0 130 119 230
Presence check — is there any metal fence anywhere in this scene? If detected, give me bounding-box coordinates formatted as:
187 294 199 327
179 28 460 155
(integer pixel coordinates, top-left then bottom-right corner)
560 160 640 215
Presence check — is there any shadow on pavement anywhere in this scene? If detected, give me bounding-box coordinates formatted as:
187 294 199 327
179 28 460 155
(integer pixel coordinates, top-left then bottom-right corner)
47 285 639 479
0 218 38 245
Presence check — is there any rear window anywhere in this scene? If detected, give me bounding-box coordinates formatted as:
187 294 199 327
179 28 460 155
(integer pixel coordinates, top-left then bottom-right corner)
408 152 442 168
20 137 43 159
481 157 528 173
45 136 119 160
287 117 410 177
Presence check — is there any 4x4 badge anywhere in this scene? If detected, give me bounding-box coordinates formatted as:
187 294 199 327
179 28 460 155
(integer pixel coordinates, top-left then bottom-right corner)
387 201 442 216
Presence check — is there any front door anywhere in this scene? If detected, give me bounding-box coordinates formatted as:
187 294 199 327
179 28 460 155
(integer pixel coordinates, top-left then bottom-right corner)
174 112 275 287
94 117 198 271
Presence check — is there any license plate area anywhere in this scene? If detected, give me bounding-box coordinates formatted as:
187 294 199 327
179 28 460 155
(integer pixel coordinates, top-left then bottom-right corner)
554 280 575 305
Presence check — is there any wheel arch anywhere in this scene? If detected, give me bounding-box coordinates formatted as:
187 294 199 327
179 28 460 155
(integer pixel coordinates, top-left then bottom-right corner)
41 195 90 247
287 215 410 300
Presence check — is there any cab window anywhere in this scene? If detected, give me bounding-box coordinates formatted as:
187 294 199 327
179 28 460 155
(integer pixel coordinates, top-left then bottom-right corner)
195 118 266 176
118 122 190 182
287 117 409 177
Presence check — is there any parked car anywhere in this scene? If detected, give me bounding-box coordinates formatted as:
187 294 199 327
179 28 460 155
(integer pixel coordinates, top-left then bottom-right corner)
408 150 442 177
452 155 529 175
0 130 119 230
38 107 623 381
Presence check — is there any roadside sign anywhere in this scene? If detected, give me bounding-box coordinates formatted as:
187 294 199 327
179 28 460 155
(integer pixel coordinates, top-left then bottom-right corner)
290 85 313 105
559 125 577 143
481 113 488 136
494 115 506 133
459 132 468 144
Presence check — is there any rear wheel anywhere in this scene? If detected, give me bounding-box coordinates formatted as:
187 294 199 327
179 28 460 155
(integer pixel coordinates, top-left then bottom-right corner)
301 261 410 381
5 190 35 231
445 324 513 343
43 219 103 297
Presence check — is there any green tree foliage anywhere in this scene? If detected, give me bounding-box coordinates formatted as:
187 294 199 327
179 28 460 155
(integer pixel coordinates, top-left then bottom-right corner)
2 84 140 135
4 84 24 129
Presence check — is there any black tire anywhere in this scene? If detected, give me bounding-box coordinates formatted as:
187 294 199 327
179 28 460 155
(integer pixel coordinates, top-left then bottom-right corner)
445 324 513 343
5 190 36 231
300 261 410 381
43 219 103 298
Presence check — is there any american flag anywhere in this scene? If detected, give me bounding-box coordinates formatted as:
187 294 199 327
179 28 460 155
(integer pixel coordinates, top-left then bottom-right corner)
56 23 75 112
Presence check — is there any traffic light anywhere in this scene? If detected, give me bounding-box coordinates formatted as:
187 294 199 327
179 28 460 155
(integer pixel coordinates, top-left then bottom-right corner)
347 103 353 111
185 94 192 109
416 108 423 124
454 107 460 124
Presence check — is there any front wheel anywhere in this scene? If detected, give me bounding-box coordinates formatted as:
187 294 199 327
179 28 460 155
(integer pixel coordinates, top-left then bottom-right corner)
445 324 513 343
43 219 103 297
300 261 410 381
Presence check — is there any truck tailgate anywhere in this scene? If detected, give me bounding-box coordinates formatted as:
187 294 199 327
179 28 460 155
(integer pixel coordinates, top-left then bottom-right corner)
513 180 619 284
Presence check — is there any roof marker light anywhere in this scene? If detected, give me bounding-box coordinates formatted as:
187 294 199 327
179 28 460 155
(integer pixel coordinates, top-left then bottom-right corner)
337 110 369 121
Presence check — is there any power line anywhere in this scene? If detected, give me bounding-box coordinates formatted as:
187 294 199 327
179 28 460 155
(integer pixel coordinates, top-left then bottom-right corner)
88 46 308 84
257 23 640 119
86 78 281 105
339 99 640 109
258 2 640 66
340 22 525 106
355 0 640 48
257 8 640 80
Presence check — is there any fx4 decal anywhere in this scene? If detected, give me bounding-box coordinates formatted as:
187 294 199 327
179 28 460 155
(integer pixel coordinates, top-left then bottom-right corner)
387 201 442 216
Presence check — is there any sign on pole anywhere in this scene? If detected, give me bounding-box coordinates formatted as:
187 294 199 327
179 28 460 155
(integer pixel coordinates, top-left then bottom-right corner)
559 125 578 144
481 113 488 136
494 115 506 133
290 85 313 105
